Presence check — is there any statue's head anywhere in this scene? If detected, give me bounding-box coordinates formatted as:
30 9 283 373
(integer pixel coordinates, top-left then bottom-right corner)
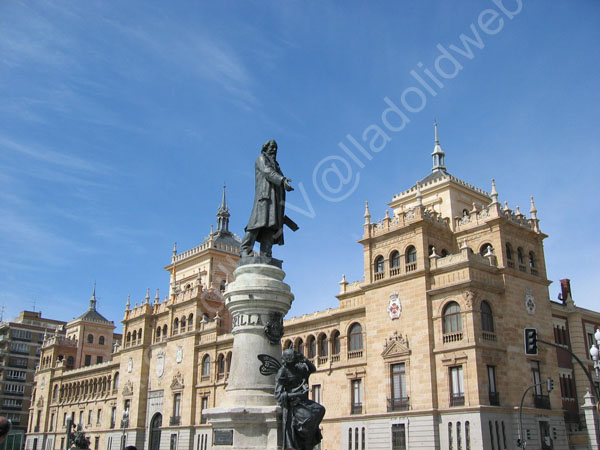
282 348 296 365
261 139 278 158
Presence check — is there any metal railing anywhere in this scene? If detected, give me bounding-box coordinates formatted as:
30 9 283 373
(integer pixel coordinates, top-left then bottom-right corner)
489 391 500 406
350 403 362 415
450 393 464 406
533 393 551 409
387 396 409 412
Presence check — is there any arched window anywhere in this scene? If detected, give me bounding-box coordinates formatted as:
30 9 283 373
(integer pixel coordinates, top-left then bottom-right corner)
283 339 293 350
331 330 340 355
226 352 232 374
113 372 119 390
126 332 131 344
318 334 328 357
156 326 161 339
173 318 179 333
481 301 494 332
480 243 493 256
53 385 58 401
217 354 225 377
99 336 105 345
295 338 304 355
374 255 384 273
307 335 316 358
517 247 524 265
138 329 142 341
87 334 94 344
181 316 187 330
188 313 194 330
528 251 535 268
505 243 513 260
220 280 226 293
201 355 210 378
348 323 363 351
162 324 167 337
390 251 400 268
443 302 462 333
66 356 74 369
132 330 137 342
406 246 417 263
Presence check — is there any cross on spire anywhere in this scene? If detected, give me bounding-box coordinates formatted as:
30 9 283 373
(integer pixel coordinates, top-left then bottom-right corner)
216 183 230 233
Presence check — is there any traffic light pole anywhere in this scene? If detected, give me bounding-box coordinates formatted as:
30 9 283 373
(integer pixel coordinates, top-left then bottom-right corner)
537 338 600 404
537 338 600 446
518 381 545 448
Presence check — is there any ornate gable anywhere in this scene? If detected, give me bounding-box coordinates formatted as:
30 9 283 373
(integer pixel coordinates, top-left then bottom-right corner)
170 371 184 390
381 332 410 358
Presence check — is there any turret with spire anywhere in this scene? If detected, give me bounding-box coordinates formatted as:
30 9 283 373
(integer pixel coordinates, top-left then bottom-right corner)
431 121 446 172
216 183 231 234
89 283 97 311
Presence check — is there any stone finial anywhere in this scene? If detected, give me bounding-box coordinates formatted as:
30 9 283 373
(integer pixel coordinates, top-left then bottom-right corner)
125 295 131 310
339 274 349 294
415 182 423 206
530 196 537 216
429 246 439 258
155 288 160 303
145 288 150 304
172 242 177 257
471 202 478 214
364 201 371 224
490 179 499 204
460 238 469 250
431 121 446 172
503 201 511 212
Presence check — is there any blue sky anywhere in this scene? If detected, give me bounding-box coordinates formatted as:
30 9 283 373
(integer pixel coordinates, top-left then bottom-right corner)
1 1 599 325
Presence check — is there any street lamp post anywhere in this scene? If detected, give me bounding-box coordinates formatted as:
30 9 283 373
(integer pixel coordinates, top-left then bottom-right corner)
120 411 129 450
590 328 600 378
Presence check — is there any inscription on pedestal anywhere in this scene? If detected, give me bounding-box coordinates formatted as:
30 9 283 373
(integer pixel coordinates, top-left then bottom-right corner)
232 313 264 329
214 430 234 446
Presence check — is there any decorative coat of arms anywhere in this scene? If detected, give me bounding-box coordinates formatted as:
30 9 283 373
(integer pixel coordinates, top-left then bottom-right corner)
525 288 536 315
155 351 165 378
170 371 184 390
388 292 402 320
122 380 133 396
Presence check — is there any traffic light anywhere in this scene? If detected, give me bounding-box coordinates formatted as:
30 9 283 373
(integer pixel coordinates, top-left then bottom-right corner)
524 328 538 355
546 377 554 393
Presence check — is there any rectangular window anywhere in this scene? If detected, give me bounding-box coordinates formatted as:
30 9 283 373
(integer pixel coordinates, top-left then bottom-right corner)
63 413 67 427
79 411 84 426
391 363 406 400
5 383 25 394
97 356 103 364
173 393 181 417
530 361 542 395
351 379 362 414
88 410 92 425
95 437 100 450
450 366 464 406
200 397 208 424
97 409 102 425
312 384 321 404
49 413 54 431
391 424 406 450
110 407 116 429
11 329 32 341
170 434 178 450
488 366 497 392
61 438 65 450
85 355 92 366
124 399 130 414
10 342 29 354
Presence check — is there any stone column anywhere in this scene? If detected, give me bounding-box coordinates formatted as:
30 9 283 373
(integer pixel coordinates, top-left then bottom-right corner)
583 390 599 450
203 260 294 449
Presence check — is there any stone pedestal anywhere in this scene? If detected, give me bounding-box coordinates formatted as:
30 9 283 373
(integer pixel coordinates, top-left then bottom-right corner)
203 262 294 449
583 390 600 450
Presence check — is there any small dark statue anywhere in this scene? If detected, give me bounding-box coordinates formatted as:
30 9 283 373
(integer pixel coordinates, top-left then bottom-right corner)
258 349 325 450
241 139 298 258
70 424 90 450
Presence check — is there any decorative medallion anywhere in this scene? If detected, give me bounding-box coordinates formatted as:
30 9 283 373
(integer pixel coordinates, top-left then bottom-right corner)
176 345 183 364
127 357 133 373
170 371 184 390
525 288 536 315
388 292 402 320
264 312 284 345
156 351 165 378
122 380 133 396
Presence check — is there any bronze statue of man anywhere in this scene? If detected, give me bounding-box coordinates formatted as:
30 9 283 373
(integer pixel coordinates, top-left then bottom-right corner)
241 139 296 257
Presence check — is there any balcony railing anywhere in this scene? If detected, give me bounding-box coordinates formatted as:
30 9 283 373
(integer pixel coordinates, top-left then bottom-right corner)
533 394 551 409
350 403 362 415
318 356 328 365
507 261 515 268
482 331 496 342
389 267 401 277
200 375 210 382
519 265 527 273
169 416 181 426
374 272 384 281
489 391 500 406
387 396 409 412
405 263 417 272
450 393 465 407
347 350 363 360
443 332 463 343
331 354 340 363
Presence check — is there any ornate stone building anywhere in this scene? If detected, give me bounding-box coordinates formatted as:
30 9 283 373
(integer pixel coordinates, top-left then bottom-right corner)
26 129 600 450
